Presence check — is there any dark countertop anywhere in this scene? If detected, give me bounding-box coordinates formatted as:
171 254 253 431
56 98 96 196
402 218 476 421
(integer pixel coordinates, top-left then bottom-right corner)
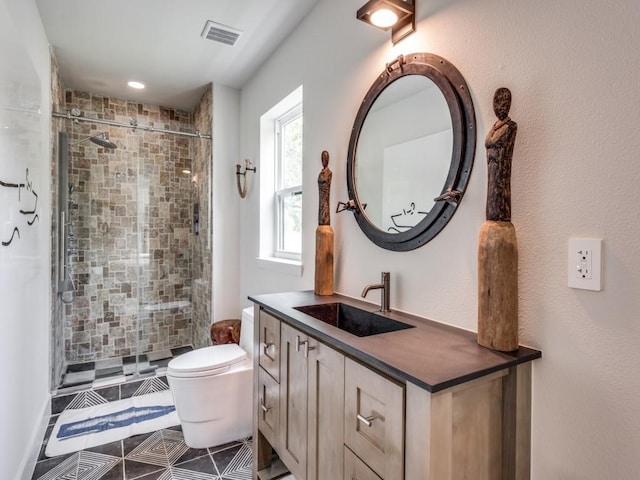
249 290 541 393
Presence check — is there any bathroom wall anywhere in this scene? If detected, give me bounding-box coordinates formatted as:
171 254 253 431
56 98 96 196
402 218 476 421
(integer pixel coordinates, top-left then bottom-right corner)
192 84 214 348
212 84 242 324
0 0 51 477
61 91 198 362
239 0 640 478
50 51 65 388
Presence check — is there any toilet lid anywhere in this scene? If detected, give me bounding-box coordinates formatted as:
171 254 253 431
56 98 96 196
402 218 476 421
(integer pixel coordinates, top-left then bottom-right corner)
167 344 247 376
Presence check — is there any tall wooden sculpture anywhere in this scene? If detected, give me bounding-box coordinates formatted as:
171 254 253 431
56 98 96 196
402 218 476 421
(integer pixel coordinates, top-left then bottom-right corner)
315 151 334 295
478 88 519 351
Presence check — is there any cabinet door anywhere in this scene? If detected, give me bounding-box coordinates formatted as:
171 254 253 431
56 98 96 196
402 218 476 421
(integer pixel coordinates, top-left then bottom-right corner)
257 366 280 449
307 339 345 480
279 323 308 480
344 446 383 480
345 358 404 479
259 310 281 382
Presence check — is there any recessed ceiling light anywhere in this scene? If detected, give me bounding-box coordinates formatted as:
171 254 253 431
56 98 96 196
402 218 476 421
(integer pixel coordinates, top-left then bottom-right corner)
127 81 145 89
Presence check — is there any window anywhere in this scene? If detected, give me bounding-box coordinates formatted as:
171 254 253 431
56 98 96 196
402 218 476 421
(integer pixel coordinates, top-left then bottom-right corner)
274 104 303 259
259 86 304 273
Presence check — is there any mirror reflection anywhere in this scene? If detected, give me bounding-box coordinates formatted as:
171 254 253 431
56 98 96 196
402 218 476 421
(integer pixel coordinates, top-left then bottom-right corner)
355 75 453 233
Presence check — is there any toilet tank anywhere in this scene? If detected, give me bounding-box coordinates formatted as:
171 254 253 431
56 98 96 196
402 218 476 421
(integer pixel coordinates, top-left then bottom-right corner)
240 306 254 359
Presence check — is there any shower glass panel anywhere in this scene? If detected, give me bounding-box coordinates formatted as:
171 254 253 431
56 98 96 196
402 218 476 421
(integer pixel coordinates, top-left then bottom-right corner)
54 91 212 390
135 129 194 371
63 118 145 375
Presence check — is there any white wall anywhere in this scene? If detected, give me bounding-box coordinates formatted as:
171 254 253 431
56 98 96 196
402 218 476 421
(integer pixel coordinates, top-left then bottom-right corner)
239 0 640 478
0 0 51 478
212 84 242 321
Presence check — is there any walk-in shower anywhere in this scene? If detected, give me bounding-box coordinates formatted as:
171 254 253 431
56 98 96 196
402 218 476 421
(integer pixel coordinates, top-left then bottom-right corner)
51 89 213 392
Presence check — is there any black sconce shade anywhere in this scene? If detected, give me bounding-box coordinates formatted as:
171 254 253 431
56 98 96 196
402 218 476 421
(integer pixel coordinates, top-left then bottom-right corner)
357 0 415 44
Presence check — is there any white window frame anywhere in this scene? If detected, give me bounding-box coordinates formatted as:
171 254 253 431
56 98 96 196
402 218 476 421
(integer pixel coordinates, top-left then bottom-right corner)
274 104 303 260
258 86 304 276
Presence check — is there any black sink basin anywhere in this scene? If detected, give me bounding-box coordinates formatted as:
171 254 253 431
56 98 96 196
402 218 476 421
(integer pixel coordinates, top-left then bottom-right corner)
293 302 414 337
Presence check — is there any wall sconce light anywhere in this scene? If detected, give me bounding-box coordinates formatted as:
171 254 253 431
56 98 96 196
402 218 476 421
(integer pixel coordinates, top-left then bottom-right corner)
357 0 415 44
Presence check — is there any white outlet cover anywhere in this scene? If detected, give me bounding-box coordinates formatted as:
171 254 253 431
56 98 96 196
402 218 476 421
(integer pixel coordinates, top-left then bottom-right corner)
568 238 602 291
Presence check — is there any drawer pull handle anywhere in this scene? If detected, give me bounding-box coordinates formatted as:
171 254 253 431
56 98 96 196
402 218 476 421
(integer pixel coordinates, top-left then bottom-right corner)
262 342 274 355
260 401 271 413
295 335 316 358
357 413 377 427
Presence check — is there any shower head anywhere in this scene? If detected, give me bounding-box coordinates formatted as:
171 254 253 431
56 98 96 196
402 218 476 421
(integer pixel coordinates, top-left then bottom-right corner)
90 133 117 149
74 132 117 149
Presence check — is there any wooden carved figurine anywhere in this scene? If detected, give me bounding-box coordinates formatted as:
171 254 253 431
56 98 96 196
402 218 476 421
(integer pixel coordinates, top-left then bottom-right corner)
315 151 334 295
485 87 517 222
318 150 332 225
478 88 519 352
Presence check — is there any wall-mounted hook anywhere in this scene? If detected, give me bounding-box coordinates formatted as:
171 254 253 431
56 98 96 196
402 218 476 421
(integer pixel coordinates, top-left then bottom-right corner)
434 188 463 205
336 199 362 213
236 159 256 199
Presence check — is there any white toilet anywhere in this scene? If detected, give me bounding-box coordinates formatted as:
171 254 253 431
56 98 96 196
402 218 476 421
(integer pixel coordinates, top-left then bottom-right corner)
167 307 254 448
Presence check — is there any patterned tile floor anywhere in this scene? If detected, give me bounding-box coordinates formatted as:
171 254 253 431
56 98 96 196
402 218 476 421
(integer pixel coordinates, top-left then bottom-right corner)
32 427 252 480
33 375 253 480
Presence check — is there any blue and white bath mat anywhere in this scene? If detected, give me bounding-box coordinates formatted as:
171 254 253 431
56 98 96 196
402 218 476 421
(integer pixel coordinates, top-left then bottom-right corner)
46 390 179 457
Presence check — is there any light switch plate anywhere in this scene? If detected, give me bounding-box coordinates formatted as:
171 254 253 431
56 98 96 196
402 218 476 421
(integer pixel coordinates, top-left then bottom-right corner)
568 238 602 291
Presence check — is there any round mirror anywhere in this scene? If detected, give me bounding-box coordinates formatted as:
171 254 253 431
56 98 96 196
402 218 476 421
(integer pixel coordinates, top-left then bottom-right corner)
347 53 476 251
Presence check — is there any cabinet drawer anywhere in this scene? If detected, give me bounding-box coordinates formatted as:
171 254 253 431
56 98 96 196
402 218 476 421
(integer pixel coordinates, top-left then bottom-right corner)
344 446 382 480
344 358 404 479
259 310 281 382
257 366 280 449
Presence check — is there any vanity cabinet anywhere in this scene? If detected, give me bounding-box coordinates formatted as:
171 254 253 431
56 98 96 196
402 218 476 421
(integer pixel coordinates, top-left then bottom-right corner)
306 331 345 480
278 323 309 479
251 294 540 480
255 312 345 480
344 358 404 479
344 446 382 480
258 310 280 382
256 309 282 467
257 366 279 448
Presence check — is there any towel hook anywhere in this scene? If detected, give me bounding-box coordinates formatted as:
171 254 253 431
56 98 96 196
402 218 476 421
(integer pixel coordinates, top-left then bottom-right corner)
236 159 256 198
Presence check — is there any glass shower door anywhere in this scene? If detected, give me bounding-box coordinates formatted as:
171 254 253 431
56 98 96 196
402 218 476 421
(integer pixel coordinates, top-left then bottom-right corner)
135 128 194 375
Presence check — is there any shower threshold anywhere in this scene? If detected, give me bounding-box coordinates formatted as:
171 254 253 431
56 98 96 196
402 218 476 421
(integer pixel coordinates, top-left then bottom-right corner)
56 345 193 394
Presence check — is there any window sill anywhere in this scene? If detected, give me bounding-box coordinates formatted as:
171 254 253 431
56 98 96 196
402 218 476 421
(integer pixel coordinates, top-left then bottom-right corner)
257 256 303 277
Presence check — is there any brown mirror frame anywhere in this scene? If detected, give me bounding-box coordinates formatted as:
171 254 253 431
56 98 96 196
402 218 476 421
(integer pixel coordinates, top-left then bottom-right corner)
346 53 476 251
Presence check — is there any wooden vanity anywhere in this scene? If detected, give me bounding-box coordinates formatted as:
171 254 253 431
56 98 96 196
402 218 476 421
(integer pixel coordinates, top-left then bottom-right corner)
250 291 541 480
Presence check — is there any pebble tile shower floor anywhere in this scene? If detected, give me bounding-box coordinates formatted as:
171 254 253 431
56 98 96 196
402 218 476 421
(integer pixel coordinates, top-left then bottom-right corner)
33 375 253 480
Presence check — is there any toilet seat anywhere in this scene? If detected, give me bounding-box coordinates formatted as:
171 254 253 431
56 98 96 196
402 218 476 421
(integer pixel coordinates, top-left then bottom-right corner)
167 344 248 378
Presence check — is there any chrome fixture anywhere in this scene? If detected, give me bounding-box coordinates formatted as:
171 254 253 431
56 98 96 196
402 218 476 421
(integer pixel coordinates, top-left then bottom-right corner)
74 132 117 149
361 271 391 312
357 0 415 44
53 110 212 140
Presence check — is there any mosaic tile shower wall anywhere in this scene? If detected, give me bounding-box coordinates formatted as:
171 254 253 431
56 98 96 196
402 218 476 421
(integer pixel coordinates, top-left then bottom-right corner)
56 90 211 363
192 85 213 349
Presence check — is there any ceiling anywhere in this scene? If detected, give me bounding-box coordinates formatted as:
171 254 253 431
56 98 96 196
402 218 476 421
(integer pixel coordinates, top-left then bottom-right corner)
36 0 319 111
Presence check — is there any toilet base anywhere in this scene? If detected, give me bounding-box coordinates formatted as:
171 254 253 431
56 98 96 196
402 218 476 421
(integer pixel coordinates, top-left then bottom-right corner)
181 414 252 449
168 363 253 449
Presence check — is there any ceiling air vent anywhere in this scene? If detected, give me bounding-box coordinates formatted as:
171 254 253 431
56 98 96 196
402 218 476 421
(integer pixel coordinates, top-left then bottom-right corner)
201 20 242 46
